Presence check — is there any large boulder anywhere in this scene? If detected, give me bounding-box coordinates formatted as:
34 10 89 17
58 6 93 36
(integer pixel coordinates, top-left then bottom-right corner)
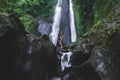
106 31 120 80
89 31 120 80
0 14 26 80
78 31 120 80
20 34 57 80
0 14 57 80
89 46 108 80
56 42 101 80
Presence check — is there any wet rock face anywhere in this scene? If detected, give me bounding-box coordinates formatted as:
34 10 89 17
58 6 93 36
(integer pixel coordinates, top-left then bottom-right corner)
90 46 108 79
0 14 57 80
36 15 53 36
37 20 52 36
18 34 57 80
56 42 101 80
71 50 89 67
61 63 101 80
107 31 120 80
81 31 120 80
0 14 26 80
89 32 120 80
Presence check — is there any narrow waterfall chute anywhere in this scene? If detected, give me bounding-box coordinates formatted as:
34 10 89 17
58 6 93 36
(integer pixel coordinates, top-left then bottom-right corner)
69 0 77 42
50 0 62 46
60 51 72 71
50 0 77 46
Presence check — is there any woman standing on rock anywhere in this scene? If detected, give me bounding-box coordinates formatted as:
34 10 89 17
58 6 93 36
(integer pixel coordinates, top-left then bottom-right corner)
59 32 64 48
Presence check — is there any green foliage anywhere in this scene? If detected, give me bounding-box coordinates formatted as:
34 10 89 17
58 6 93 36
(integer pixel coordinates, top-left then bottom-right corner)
0 0 56 17
20 14 35 33
73 0 94 36
0 0 57 33
93 0 119 27
73 0 120 38
73 4 82 36
73 0 83 36
85 3 120 45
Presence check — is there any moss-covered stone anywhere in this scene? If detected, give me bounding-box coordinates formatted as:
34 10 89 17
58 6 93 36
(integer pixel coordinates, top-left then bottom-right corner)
85 4 120 46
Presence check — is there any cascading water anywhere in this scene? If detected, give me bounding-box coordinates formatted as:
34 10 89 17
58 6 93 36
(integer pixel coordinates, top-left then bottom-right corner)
58 0 76 71
50 0 77 46
54 50 73 80
50 0 62 46
51 0 77 79
50 0 77 75
60 51 72 71
69 0 77 42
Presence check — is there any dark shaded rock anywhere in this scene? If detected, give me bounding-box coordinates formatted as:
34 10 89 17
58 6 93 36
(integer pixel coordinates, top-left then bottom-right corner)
71 50 89 67
83 31 120 80
90 46 108 79
107 31 120 80
0 14 58 80
61 63 101 80
76 31 120 80
18 34 57 80
56 41 101 80
69 38 95 67
0 14 26 80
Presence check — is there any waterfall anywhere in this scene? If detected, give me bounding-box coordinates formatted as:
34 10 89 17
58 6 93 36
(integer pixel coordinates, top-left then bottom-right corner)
49 0 78 79
69 0 77 42
50 0 77 73
50 0 77 46
50 0 62 46
60 51 72 71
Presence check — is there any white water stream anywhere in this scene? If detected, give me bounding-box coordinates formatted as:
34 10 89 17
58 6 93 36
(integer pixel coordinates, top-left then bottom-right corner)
50 1 77 78
50 0 62 46
69 0 77 42
60 51 72 71
50 0 77 46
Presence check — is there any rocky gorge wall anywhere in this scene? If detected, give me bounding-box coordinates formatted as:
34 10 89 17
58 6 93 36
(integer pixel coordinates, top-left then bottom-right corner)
0 1 120 80
0 14 57 80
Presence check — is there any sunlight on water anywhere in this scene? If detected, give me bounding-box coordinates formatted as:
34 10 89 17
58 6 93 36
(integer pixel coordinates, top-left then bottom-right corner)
50 0 62 46
69 0 77 42
61 51 72 71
